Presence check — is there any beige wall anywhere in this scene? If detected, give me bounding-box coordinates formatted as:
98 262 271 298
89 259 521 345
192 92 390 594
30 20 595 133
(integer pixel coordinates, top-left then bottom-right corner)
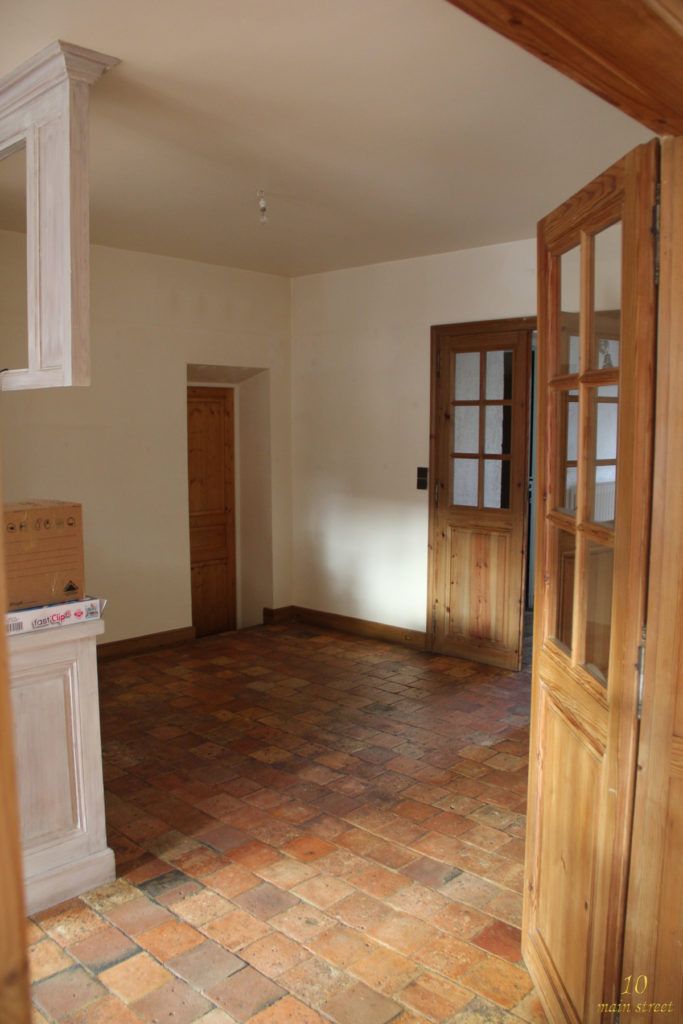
290 239 537 632
0 230 291 643
1 228 540 642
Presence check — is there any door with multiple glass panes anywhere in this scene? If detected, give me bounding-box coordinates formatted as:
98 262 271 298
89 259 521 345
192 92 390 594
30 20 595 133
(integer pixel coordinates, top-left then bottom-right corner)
523 139 658 1023
429 319 532 669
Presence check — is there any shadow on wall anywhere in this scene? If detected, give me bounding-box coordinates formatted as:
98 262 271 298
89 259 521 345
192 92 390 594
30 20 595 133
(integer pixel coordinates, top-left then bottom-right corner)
187 364 273 628
294 487 429 632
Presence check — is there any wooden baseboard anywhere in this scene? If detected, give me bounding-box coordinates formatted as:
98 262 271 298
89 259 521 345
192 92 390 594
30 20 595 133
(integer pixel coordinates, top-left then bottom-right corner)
264 605 427 650
97 626 196 661
262 606 297 625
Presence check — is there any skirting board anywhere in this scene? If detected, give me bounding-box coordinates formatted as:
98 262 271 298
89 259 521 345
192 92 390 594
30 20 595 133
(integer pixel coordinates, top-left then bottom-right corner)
24 847 115 916
263 605 427 651
97 626 196 661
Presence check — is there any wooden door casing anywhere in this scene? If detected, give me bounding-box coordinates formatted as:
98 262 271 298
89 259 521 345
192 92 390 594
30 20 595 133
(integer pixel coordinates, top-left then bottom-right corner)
0 488 31 1022
187 387 236 638
622 135 683 1022
524 140 658 1023
429 319 533 670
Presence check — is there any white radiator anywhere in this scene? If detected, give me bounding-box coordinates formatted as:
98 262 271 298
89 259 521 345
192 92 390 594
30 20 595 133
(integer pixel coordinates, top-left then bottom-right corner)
564 480 615 521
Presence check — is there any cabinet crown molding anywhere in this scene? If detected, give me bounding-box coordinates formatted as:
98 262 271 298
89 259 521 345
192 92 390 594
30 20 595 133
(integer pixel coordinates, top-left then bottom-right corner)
0 40 119 120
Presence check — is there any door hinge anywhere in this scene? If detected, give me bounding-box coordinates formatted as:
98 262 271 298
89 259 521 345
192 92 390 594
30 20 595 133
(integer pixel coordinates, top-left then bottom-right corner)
653 182 661 286
636 625 647 720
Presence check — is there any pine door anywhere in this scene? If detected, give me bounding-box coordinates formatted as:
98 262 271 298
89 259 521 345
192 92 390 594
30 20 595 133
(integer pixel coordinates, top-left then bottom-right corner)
523 140 658 1021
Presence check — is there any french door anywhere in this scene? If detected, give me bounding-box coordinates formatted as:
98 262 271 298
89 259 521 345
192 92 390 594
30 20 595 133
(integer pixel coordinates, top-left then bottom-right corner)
524 140 658 1021
429 319 532 669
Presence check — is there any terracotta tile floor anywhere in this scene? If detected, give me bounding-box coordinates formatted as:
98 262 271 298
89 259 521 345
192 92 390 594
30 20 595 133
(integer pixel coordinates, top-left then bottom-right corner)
29 622 546 1024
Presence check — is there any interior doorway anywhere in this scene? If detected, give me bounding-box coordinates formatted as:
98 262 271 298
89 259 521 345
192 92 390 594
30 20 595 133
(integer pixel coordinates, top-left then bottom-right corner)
187 385 237 637
428 317 535 670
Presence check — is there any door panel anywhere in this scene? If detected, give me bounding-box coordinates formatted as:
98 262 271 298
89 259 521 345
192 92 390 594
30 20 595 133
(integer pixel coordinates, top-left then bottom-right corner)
429 320 532 669
524 140 658 1022
187 387 236 638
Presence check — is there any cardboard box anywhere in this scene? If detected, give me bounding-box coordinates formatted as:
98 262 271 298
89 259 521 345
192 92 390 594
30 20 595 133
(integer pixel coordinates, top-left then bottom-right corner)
5 597 106 637
4 500 85 611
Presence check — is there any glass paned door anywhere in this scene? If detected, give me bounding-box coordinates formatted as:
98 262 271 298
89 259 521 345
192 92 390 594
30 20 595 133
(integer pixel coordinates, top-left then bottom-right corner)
523 141 658 1024
430 320 532 671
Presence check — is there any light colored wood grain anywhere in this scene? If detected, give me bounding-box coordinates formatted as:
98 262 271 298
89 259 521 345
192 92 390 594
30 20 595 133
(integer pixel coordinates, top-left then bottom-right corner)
622 135 683 1022
0 41 118 392
187 386 236 637
428 319 532 670
8 620 115 915
445 0 683 134
524 139 658 1023
0 505 30 1023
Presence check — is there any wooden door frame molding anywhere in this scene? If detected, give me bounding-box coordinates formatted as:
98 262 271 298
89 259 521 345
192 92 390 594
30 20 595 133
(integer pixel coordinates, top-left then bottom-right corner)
445 0 683 135
622 134 683 1014
427 315 536 658
0 522 31 1021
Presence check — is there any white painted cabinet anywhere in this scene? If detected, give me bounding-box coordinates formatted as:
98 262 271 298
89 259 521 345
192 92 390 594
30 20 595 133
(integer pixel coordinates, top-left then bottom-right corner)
8 620 115 914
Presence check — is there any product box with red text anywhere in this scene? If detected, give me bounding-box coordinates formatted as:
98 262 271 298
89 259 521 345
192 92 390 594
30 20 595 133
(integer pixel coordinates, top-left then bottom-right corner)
5 597 106 637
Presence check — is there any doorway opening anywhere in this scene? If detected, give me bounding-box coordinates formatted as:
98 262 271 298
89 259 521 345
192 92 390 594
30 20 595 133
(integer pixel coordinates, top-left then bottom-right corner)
186 364 275 633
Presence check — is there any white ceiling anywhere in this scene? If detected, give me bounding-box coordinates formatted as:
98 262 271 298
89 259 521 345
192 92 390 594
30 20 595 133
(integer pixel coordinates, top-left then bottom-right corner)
0 0 653 277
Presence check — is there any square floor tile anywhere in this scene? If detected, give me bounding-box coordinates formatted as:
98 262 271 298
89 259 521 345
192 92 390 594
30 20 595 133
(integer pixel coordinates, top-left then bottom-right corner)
208 965 285 1022
32 966 105 1019
132 977 212 1023
68 925 139 973
137 919 205 961
323 979 401 1024
241 932 310 977
99 952 172 1003
232 882 299 921
168 940 245 991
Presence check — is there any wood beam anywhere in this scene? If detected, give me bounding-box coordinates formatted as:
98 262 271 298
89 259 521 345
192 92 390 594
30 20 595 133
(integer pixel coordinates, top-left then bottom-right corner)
445 0 683 134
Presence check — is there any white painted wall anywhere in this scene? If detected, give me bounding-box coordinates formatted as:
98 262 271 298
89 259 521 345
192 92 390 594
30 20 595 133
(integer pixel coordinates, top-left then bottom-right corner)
0 230 291 643
290 239 537 631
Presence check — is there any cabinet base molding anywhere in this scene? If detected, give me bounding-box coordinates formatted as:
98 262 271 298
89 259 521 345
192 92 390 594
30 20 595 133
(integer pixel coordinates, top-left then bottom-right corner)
25 847 115 916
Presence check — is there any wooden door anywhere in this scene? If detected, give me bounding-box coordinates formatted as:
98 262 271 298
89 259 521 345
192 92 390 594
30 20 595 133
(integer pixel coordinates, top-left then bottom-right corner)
187 386 236 637
429 319 532 670
524 140 658 1022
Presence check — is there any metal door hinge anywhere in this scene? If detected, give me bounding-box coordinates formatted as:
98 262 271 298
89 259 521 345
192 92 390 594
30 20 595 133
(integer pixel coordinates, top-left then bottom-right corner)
653 182 661 286
636 625 647 720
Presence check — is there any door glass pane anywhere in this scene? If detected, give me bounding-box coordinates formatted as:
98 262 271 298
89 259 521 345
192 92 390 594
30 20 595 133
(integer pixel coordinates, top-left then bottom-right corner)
560 245 581 374
584 541 614 685
592 222 621 370
483 459 510 509
455 352 480 401
454 405 479 454
484 405 511 455
553 528 575 653
453 458 478 506
590 385 618 525
556 389 579 514
485 350 513 400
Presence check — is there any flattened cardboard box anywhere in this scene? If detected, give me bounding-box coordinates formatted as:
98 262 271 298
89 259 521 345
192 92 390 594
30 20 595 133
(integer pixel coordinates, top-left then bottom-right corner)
4 500 84 610
5 597 106 637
